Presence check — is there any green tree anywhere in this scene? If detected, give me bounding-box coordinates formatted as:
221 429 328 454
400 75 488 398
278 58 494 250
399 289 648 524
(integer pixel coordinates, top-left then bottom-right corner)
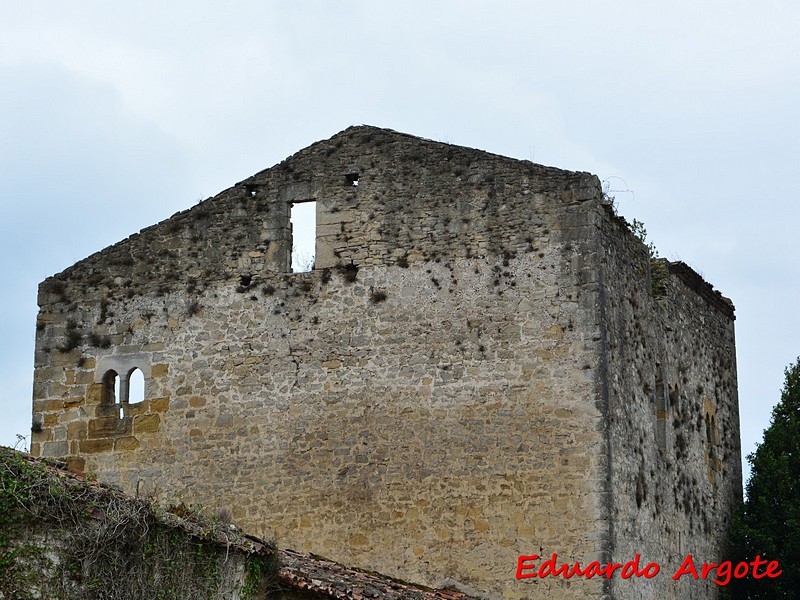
726 358 800 598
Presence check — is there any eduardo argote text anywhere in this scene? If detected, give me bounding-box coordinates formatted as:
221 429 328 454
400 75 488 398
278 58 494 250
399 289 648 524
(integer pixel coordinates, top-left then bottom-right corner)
516 553 781 586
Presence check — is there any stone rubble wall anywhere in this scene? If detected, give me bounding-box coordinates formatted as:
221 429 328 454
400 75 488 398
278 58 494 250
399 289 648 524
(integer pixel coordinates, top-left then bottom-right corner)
596 206 741 600
30 126 740 599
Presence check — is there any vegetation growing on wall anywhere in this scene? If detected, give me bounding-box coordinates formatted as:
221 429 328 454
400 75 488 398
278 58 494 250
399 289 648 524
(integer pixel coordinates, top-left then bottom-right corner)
0 447 278 600
629 219 669 296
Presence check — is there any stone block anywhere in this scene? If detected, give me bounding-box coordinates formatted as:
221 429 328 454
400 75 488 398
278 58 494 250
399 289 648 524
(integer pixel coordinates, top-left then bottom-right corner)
35 366 64 382
125 401 150 416
95 403 120 418
134 414 161 434
114 436 140 451
65 456 86 473
150 397 170 413
67 421 88 440
79 438 113 454
49 351 79 367
216 414 233 428
88 417 117 439
86 383 104 405
544 324 564 340
41 440 69 457
88 417 131 438
349 534 369 547
64 397 84 410
33 399 50 412
42 399 66 412
316 223 342 237
76 370 94 384
151 364 169 378
31 429 51 443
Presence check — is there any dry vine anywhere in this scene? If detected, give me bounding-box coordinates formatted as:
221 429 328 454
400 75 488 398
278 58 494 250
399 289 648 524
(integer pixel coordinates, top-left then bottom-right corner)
0 448 277 600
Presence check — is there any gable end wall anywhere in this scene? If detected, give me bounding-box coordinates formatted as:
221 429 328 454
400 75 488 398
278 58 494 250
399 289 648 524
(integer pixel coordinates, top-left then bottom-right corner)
29 126 740 599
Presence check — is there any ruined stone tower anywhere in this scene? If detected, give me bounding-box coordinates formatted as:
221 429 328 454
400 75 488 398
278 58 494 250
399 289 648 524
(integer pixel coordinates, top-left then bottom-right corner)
31 126 742 599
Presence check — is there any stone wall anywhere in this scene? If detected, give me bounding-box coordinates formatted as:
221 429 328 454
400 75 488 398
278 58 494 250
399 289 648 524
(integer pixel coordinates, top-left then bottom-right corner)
30 126 741 599
35 126 600 307
596 207 742 599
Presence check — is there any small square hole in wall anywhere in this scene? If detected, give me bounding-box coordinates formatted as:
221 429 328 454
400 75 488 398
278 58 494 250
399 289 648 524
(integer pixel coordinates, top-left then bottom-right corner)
291 201 316 273
345 173 359 187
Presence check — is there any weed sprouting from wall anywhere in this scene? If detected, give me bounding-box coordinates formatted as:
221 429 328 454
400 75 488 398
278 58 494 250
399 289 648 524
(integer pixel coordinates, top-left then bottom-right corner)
58 320 82 354
336 263 358 283
45 279 68 302
186 300 202 317
629 219 669 297
88 333 111 349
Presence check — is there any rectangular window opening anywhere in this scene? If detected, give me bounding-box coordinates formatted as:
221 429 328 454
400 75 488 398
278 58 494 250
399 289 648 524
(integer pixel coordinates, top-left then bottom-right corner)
291 201 316 273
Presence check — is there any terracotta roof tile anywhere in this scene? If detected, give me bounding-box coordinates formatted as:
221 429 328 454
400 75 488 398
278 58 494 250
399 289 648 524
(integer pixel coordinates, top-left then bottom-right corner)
278 549 480 599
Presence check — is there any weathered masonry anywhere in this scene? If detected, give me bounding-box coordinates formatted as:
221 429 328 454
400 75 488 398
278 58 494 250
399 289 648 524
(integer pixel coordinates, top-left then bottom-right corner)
0 448 477 600
31 125 742 599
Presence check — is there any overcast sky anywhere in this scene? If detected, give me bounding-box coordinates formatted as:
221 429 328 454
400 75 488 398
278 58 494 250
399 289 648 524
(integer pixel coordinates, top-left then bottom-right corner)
1 2 798 485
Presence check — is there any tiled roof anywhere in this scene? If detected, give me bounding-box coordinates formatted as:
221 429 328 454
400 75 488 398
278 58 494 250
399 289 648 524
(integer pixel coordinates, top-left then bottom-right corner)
277 548 480 600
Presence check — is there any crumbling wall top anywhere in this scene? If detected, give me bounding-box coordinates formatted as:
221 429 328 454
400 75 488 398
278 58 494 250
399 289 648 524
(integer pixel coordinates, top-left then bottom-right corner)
666 260 735 319
37 125 598 308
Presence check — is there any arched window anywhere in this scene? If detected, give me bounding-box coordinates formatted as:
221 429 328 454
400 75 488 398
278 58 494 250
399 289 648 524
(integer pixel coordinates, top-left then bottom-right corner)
100 366 146 419
102 370 119 404
102 370 122 418
128 367 145 405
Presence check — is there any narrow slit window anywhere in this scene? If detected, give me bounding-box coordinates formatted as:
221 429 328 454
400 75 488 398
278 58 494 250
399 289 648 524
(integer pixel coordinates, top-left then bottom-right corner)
116 376 122 418
291 201 316 273
705 412 719 475
654 372 667 451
